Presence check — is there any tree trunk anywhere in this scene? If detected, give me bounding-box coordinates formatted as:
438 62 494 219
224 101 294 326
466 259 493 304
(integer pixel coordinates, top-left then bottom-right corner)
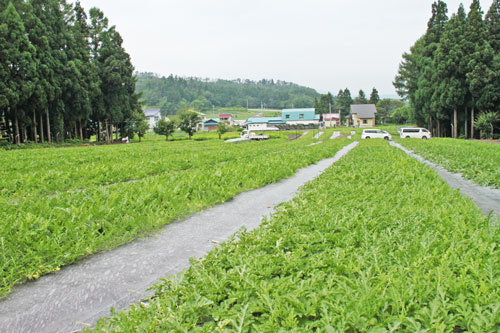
471 107 474 139
437 119 441 137
453 108 458 139
115 124 118 141
46 109 51 143
465 107 468 139
40 112 44 143
22 124 27 143
104 119 108 143
79 121 83 141
14 114 20 145
97 121 101 142
33 111 38 144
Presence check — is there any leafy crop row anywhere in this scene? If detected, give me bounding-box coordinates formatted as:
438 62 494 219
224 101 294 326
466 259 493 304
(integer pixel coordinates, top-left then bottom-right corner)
398 138 500 189
0 138 350 297
0 135 312 201
94 140 499 331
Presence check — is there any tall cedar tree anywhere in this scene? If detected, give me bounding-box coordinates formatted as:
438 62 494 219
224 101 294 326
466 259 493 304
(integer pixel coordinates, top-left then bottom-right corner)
0 3 36 144
431 5 467 138
467 1 498 116
353 90 368 104
369 88 380 105
394 1 448 132
484 1 500 112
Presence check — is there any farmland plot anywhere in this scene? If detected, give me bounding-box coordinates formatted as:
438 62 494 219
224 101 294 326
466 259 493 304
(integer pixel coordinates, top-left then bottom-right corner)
94 140 500 331
0 138 351 297
398 138 500 189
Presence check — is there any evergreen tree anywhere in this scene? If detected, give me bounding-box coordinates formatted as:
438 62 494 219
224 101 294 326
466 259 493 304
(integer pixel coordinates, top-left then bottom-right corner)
431 5 467 138
353 90 368 104
0 2 36 144
485 0 500 52
336 88 352 121
394 1 448 131
63 1 92 140
369 88 380 105
464 0 489 138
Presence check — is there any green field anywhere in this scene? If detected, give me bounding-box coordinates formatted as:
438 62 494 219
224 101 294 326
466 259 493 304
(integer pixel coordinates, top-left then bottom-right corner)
0 134 350 297
93 139 500 331
398 138 500 189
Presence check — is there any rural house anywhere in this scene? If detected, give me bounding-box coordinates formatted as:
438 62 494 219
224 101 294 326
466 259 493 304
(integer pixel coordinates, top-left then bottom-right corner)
202 118 220 131
144 109 168 130
323 112 341 127
348 104 377 128
219 114 233 125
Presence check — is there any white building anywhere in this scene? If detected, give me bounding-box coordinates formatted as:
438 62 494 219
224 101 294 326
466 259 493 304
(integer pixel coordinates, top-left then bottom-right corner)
323 112 341 127
144 109 161 130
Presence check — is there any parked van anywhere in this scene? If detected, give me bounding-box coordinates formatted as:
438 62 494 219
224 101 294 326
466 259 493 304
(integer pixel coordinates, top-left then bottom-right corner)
361 129 392 140
400 127 431 139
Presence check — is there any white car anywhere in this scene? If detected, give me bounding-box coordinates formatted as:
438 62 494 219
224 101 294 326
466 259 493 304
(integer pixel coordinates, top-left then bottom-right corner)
361 129 392 140
400 127 431 139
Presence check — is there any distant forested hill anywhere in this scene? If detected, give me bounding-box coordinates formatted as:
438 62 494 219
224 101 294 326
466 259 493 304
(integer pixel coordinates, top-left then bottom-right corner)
135 72 319 115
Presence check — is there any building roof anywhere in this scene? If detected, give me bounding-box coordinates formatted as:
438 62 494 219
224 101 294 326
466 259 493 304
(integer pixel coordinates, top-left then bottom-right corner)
323 113 340 121
247 117 284 124
203 118 219 125
350 104 377 118
282 108 317 121
144 108 161 117
219 114 232 118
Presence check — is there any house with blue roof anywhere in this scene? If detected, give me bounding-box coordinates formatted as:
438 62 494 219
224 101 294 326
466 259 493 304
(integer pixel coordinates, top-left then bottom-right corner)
202 118 220 131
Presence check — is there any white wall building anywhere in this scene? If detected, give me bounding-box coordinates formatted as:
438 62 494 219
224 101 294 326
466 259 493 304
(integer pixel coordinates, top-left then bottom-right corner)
144 109 162 130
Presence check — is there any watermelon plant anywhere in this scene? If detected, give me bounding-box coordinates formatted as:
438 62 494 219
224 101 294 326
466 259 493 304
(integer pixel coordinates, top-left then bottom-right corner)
0 137 351 297
93 140 500 331
397 138 500 189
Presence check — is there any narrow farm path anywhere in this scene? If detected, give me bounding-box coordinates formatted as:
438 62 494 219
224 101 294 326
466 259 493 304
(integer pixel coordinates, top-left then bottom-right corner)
390 141 500 220
313 131 324 139
0 141 359 333
330 131 340 139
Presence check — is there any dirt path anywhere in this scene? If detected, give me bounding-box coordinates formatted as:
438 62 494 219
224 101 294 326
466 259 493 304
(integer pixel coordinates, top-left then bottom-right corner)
391 141 500 221
0 142 359 333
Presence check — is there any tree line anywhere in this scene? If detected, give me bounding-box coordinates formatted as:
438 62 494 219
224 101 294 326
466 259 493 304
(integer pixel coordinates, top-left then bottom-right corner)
394 0 500 138
0 0 142 145
135 72 319 114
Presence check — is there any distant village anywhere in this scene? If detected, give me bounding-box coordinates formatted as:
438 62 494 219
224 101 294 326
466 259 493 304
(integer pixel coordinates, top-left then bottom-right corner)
143 104 378 132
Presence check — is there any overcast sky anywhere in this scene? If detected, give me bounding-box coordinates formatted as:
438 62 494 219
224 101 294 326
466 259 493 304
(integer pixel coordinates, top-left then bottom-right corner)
78 0 494 96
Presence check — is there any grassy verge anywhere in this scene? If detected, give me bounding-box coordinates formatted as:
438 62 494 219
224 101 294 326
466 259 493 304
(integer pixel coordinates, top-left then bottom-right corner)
0 138 351 298
397 137 500 189
94 140 499 331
